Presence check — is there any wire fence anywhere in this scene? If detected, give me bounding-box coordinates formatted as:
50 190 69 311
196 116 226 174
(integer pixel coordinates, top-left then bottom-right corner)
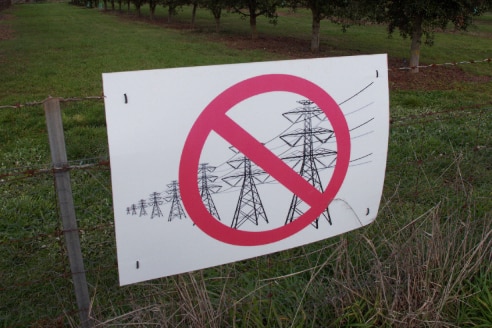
396 57 491 70
1 80 491 326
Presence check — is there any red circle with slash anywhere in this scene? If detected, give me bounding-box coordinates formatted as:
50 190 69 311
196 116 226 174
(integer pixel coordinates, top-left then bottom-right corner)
179 74 350 246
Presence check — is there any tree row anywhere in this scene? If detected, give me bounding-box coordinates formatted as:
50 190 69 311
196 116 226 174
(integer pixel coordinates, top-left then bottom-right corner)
73 0 492 72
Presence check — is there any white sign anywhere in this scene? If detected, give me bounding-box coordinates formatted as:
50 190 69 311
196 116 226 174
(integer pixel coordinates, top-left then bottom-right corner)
103 55 389 285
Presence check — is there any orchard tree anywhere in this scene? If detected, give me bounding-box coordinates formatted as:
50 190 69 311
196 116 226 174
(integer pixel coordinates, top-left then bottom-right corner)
302 0 344 52
290 0 366 52
201 0 228 32
160 0 186 22
148 0 158 20
231 0 281 39
132 0 146 16
190 0 199 28
378 0 491 72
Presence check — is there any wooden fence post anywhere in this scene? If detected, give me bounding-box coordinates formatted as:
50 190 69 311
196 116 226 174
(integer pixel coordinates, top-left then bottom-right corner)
44 97 93 328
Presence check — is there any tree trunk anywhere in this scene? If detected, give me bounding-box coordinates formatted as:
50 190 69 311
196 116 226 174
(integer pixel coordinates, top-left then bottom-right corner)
208 5 222 32
191 2 198 29
250 14 258 39
409 16 423 73
149 2 156 20
168 6 174 23
214 15 220 33
311 11 321 52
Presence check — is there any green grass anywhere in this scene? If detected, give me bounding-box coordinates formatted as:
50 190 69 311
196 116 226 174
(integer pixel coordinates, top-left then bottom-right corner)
1 3 491 327
0 3 277 104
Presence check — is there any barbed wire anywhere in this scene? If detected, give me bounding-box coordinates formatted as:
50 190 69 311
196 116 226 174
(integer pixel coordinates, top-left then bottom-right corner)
1 65 491 327
0 221 114 246
390 101 492 126
2 144 489 190
397 57 491 71
0 157 109 183
0 57 491 109
0 95 105 110
1 102 489 181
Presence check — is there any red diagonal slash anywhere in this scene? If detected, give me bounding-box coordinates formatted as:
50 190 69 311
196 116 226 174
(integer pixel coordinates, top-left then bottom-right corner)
179 74 350 246
213 115 324 206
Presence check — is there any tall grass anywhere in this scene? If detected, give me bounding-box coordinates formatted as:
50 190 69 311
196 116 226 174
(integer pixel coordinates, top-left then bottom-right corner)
0 3 491 327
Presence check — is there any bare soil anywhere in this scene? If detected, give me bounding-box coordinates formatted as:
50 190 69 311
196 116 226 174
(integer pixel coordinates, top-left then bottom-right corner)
208 34 491 91
0 13 13 40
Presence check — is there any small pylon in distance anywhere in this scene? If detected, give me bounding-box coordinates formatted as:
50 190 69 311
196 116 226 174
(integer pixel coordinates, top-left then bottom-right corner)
148 191 164 219
165 180 187 222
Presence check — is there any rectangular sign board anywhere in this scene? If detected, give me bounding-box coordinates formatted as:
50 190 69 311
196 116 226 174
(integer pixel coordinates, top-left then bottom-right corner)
103 55 389 285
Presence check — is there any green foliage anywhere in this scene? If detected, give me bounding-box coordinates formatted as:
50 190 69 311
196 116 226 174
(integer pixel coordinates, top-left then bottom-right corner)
229 0 282 38
231 0 280 19
377 0 491 41
457 271 492 327
369 0 492 69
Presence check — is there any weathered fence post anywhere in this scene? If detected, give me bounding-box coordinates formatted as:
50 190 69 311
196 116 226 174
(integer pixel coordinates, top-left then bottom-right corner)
44 97 93 328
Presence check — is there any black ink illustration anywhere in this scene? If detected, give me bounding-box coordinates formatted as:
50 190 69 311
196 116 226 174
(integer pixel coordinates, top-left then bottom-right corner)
199 163 222 221
222 155 269 229
165 181 187 221
125 90 377 231
137 199 148 217
281 100 337 228
148 192 164 219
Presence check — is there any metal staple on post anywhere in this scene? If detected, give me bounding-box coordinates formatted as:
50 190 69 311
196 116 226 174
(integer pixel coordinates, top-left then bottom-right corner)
43 97 93 328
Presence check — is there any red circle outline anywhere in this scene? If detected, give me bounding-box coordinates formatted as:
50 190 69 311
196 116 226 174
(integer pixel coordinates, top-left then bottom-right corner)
179 74 350 246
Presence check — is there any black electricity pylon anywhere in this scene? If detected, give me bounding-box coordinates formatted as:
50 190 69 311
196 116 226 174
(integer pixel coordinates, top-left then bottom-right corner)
148 192 164 219
165 180 187 222
137 199 148 217
130 204 137 215
223 156 269 229
281 100 337 228
199 163 222 221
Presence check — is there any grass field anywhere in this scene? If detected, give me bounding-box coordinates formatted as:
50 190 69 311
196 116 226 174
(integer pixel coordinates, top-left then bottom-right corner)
1 3 491 327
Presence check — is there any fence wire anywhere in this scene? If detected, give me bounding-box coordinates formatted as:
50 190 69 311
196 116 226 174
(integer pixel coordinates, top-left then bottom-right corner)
1 88 491 327
0 56 490 110
396 57 491 70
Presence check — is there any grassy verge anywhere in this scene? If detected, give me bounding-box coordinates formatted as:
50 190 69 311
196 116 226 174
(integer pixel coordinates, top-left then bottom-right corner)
1 3 491 327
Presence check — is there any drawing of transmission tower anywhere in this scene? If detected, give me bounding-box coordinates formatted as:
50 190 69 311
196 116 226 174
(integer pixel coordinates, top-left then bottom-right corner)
129 204 137 215
223 155 269 229
148 192 164 219
281 100 338 228
137 199 148 217
199 163 222 221
165 180 187 222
